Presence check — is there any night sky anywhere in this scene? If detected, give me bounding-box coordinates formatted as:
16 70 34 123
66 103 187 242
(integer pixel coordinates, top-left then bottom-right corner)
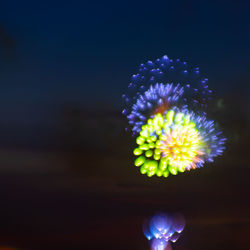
0 1 249 250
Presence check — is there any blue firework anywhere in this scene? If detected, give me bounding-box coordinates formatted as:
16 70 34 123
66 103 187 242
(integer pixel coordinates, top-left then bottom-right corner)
122 55 212 134
127 83 186 133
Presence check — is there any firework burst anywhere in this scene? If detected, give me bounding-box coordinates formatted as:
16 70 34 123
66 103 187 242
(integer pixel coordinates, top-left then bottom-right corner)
123 55 225 178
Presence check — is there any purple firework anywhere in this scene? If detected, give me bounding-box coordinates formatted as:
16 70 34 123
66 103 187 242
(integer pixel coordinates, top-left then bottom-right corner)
187 111 226 165
169 109 227 169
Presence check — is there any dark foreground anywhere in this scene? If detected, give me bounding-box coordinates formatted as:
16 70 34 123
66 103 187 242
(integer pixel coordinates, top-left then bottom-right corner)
0 146 249 250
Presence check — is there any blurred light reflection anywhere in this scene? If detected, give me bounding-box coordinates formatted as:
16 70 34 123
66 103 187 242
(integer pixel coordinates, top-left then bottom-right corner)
143 213 185 250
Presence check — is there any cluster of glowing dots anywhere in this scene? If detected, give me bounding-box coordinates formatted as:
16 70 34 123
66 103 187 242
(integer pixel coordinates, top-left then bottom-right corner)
133 110 204 178
143 213 185 250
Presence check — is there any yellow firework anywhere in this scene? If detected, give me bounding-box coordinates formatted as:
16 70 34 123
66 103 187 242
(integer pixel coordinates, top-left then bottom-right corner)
133 110 205 177
159 122 204 171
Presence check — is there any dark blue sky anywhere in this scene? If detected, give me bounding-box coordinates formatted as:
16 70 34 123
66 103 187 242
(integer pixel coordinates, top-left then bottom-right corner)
0 0 249 146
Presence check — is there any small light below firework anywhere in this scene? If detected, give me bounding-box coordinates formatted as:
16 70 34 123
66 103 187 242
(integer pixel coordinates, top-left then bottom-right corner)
143 213 185 250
